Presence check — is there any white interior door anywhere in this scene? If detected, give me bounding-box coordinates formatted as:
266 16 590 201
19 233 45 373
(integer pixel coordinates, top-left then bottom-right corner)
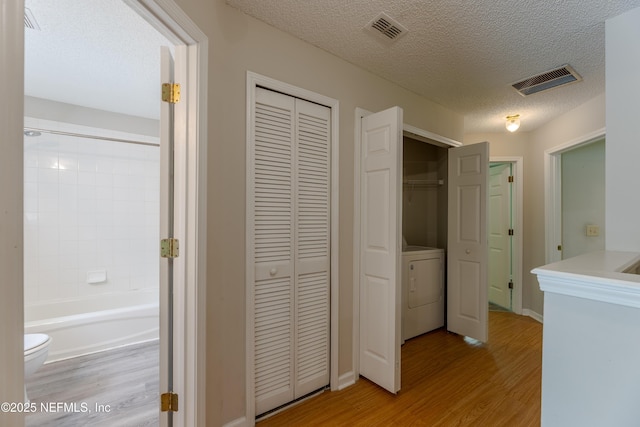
488 163 512 309
447 142 489 342
250 88 331 416
359 106 402 394
252 88 296 414
159 45 176 425
293 98 331 398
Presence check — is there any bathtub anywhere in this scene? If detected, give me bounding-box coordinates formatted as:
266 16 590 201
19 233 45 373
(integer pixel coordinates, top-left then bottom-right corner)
24 289 159 362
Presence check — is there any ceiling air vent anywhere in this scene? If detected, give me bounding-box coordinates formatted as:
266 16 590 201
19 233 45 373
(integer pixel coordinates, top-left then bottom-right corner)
366 12 407 42
512 64 582 96
24 8 41 30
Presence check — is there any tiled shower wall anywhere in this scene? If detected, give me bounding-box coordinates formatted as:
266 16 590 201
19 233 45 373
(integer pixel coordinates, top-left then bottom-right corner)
24 117 160 306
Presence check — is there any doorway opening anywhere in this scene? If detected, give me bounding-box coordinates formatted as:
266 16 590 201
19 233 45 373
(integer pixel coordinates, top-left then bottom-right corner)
23 1 170 424
544 129 606 263
21 0 208 425
560 139 606 259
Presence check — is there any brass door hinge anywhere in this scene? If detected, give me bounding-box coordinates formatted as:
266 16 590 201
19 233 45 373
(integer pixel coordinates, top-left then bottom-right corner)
508 175 514 183
508 229 514 236
161 392 179 412
162 83 181 104
161 238 180 259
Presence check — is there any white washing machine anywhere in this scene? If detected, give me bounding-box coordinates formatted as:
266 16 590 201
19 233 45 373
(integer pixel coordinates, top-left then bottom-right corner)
402 246 445 341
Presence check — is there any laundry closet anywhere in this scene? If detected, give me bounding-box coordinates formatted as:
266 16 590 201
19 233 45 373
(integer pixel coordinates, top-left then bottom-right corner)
401 136 448 341
359 106 488 394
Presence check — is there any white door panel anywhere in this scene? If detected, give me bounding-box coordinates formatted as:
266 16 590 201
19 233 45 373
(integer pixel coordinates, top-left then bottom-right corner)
447 142 489 343
359 107 402 394
489 164 511 309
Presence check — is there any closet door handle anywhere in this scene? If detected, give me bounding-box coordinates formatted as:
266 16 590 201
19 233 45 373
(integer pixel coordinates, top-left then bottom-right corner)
465 249 471 255
270 268 277 276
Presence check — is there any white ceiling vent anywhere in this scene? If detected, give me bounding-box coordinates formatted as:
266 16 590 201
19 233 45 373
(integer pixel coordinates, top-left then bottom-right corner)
366 12 407 42
512 64 582 96
24 8 41 31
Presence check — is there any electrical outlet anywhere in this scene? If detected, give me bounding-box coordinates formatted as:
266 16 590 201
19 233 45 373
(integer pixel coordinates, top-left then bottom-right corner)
586 225 600 237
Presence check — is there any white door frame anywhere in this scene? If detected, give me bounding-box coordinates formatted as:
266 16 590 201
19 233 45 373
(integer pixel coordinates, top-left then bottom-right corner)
245 72 340 423
544 128 605 264
1 0 208 425
489 157 523 315
0 1 27 421
352 109 461 381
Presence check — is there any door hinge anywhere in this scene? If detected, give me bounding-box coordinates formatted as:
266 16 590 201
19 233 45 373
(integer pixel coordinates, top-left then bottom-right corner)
160 238 180 258
508 279 514 289
508 175 514 183
508 229 514 236
557 245 562 251
162 83 181 104
161 392 179 412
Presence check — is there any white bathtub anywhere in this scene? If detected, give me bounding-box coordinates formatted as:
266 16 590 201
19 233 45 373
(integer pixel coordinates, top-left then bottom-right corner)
24 290 159 362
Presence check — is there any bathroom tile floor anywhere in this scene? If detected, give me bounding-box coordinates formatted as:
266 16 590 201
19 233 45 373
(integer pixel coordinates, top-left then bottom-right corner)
25 340 159 427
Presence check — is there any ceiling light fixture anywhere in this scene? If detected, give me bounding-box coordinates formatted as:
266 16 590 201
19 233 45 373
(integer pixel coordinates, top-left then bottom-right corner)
505 115 520 132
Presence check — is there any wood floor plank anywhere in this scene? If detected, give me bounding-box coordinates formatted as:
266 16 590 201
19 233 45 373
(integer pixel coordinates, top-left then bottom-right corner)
258 312 542 426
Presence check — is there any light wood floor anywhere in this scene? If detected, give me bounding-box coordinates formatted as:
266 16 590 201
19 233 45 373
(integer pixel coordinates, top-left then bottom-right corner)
25 340 159 427
259 311 542 426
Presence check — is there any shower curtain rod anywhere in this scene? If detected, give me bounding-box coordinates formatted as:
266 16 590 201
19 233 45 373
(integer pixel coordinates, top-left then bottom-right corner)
23 127 160 148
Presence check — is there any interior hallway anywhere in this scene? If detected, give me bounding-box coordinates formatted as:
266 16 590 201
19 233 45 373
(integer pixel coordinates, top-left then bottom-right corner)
259 311 542 426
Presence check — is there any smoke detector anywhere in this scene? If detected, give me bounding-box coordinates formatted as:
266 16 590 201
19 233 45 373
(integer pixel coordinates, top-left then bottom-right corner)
366 12 408 43
511 64 582 96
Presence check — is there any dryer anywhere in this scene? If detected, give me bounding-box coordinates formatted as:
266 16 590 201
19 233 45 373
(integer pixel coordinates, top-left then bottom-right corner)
402 246 445 341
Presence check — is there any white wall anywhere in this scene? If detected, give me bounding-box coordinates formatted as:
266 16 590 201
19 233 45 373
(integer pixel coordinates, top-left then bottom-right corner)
606 7 640 251
23 117 160 309
561 139 606 259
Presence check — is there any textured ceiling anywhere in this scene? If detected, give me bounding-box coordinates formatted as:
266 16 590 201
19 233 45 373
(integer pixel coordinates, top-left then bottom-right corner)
227 0 640 133
24 0 172 120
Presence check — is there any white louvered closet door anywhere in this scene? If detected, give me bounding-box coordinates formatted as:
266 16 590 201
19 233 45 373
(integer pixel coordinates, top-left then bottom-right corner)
252 88 330 416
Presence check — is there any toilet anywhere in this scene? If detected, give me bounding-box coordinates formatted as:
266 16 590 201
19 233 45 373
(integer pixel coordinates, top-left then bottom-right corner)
24 333 51 403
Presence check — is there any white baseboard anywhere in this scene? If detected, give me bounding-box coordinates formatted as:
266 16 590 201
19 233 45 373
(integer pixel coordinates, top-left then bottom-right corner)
223 416 249 427
337 371 356 390
523 309 543 323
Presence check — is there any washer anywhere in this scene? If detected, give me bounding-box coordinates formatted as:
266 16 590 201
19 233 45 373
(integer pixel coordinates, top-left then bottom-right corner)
402 246 445 341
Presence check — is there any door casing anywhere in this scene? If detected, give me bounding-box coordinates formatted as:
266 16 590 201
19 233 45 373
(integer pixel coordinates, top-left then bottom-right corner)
125 3 208 425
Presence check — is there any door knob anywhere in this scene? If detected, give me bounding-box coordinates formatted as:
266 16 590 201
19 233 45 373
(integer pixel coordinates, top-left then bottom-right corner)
465 249 471 254
270 268 277 276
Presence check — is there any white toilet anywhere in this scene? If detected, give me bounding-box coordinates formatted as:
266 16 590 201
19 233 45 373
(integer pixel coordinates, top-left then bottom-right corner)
24 333 51 403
